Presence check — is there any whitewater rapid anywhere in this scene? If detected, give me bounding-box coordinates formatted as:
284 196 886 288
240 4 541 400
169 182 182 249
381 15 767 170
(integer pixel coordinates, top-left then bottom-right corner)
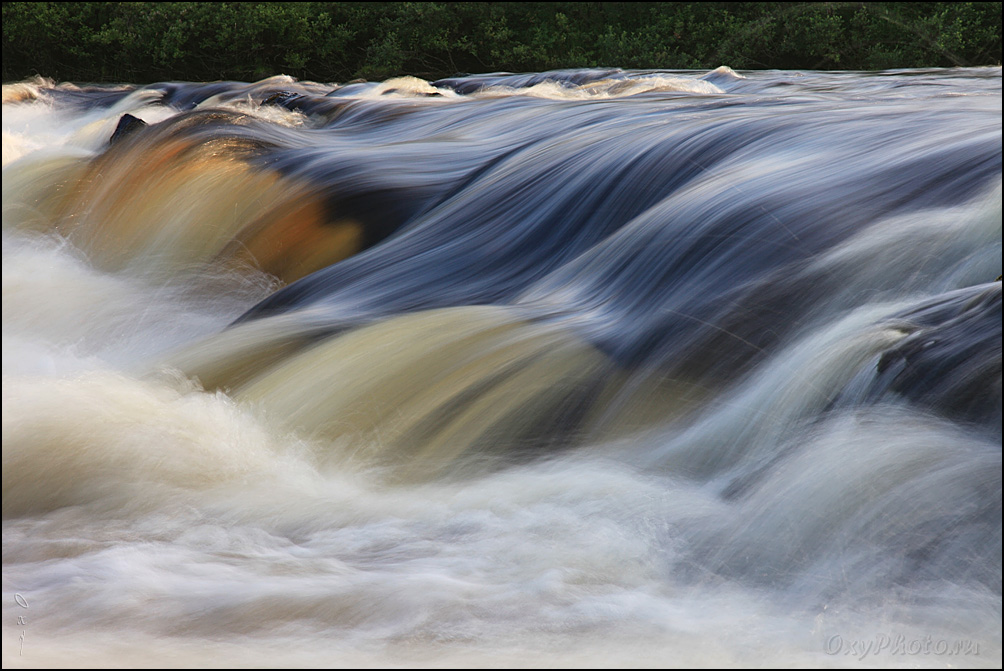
2 67 1000 667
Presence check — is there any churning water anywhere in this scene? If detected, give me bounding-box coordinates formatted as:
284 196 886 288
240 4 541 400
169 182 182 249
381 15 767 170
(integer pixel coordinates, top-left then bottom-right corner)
2 67 1001 667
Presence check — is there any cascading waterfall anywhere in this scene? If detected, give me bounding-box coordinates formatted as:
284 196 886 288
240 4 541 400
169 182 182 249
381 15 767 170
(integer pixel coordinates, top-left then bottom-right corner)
3 66 1000 667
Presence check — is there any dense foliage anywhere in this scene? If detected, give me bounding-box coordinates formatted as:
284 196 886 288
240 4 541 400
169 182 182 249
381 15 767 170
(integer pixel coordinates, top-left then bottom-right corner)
3 1 1001 83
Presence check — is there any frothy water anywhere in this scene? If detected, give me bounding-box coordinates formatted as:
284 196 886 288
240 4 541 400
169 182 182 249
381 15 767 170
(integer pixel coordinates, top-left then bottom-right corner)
3 67 1000 667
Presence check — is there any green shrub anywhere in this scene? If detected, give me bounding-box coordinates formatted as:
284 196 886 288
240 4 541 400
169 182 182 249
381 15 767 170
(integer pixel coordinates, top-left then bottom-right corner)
2 2 1000 84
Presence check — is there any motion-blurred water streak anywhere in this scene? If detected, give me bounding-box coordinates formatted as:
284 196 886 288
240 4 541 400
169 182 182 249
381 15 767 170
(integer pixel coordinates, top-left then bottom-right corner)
2 66 1000 667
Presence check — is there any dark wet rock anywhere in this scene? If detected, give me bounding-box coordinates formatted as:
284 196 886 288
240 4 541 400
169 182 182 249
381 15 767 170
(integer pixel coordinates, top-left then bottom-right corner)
109 113 148 145
875 283 1002 430
260 91 301 107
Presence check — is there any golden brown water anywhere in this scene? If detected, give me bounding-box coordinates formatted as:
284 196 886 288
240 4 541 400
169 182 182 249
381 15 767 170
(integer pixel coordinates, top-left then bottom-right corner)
3 67 1000 667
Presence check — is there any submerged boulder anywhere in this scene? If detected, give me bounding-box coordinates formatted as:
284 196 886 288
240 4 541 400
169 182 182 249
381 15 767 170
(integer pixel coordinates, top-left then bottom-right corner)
874 282 1002 432
109 113 147 145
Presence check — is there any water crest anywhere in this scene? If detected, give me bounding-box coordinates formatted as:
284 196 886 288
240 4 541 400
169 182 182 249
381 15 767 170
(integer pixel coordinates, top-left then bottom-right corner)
2 66 1000 667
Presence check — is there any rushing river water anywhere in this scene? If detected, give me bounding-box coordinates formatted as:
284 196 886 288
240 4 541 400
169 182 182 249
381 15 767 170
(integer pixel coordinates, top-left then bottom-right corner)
2 67 1001 667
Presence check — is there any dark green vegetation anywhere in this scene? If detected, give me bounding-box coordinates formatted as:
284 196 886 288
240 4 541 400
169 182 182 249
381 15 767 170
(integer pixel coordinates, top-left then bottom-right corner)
3 2 1001 83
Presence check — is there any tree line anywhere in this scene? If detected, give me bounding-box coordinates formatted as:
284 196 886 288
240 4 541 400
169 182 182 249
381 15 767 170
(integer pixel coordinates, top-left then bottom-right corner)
3 2 1001 84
